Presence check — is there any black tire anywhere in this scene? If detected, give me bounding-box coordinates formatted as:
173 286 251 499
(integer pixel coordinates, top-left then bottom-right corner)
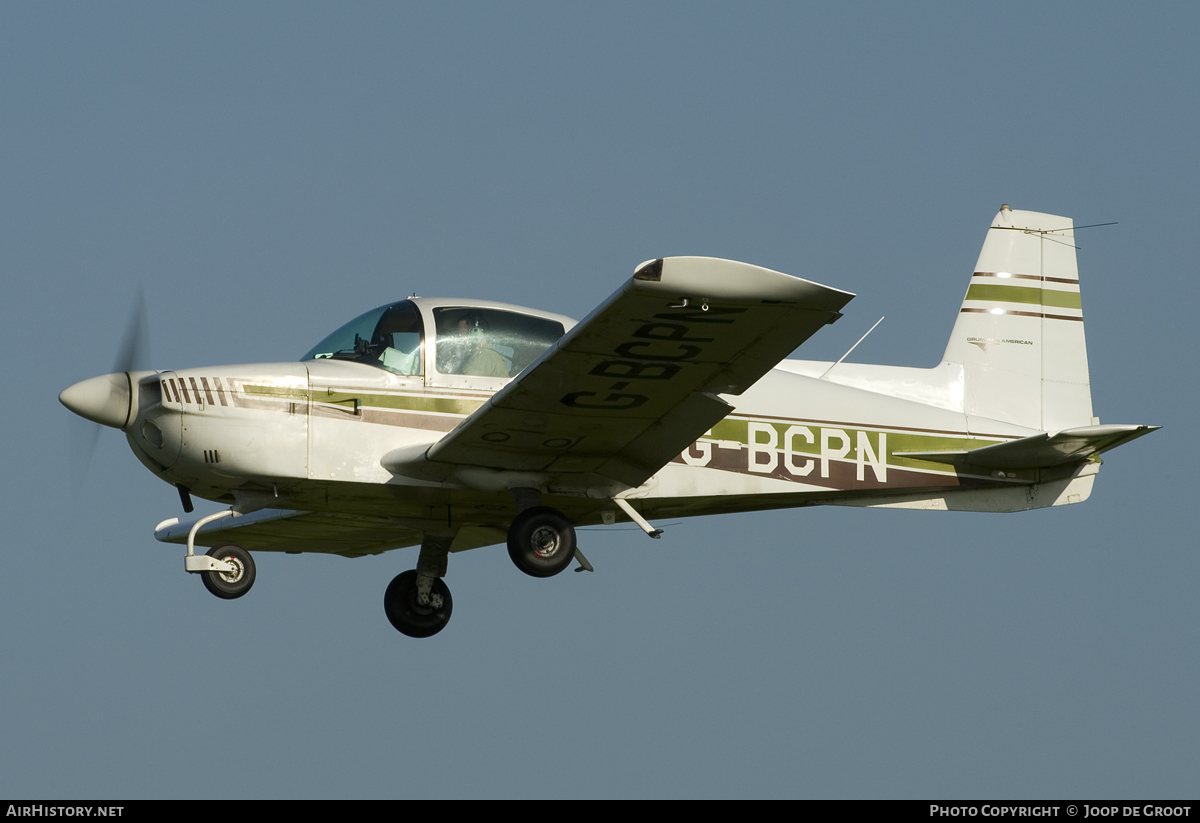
383 570 453 638
200 544 256 600
506 506 576 578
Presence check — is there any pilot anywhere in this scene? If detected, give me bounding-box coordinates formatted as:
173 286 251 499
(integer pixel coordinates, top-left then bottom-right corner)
370 304 422 376
451 312 508 378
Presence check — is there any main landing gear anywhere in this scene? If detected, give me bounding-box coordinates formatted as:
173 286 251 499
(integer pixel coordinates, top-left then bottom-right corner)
384 570 453 638
383 504 581 638
506 505 577 577
384 532 456 638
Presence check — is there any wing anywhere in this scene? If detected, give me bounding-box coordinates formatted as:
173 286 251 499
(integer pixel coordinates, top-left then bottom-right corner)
154 509 506 558
385 256 854 492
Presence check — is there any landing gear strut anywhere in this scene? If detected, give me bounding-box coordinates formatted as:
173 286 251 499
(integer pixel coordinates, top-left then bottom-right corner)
182 509 256 599
384 532 455 638
507 506 577 577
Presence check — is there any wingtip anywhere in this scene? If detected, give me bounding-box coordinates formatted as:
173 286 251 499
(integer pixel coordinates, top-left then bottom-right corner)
633 258 663 281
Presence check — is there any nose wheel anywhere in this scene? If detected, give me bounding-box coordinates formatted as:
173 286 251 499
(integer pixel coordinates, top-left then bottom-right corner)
200 543 256 599
384 570 453 638
506 506 576 577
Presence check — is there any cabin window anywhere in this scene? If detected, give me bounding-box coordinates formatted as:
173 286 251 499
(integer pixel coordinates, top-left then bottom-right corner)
432 308 565 378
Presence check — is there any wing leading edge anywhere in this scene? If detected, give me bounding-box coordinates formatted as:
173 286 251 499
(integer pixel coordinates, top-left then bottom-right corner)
384 256 854 493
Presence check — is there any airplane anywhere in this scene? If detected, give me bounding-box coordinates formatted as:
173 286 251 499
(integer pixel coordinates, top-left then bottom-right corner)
59 206 1158 638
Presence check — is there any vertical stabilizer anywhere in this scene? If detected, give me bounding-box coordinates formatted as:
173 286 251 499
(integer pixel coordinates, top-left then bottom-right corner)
942 206 1092 432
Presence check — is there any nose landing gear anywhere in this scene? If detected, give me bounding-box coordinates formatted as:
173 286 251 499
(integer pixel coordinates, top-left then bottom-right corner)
200 544 257 599
178 509 257 600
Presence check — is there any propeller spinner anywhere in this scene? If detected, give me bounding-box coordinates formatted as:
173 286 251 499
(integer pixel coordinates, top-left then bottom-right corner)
61 290 150 474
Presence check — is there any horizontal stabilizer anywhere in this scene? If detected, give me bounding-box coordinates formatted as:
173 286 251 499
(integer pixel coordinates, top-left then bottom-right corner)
895 424 1159 469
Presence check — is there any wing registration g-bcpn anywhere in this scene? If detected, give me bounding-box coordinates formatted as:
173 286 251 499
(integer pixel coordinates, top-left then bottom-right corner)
60 206 1158 637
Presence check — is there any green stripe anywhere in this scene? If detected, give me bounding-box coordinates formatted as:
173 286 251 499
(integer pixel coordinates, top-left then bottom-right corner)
244 385 309 400
965 284 1082 310
245 385 483 416
328 391 482 416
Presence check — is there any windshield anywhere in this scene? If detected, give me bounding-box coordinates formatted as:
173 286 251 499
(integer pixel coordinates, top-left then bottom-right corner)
302 300 424 376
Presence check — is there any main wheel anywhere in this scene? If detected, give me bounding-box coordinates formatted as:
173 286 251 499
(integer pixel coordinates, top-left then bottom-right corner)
506 506 576 578
384 570 453 638
200 544 256 600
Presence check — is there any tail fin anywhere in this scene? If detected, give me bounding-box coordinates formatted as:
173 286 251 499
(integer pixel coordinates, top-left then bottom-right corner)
942 206 1093 432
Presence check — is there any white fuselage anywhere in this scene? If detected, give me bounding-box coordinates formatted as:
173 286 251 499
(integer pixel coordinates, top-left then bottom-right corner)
128 353 1092 536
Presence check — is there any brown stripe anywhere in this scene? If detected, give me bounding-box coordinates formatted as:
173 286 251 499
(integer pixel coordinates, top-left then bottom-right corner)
212 376 228 406
404 388 491 399
199 377 217 407
973 272 1044 283
162 379 176 403
960 307 1044 318
959 307 1082 322
189 377 203 405
973 271 1079 285
177 378 190 403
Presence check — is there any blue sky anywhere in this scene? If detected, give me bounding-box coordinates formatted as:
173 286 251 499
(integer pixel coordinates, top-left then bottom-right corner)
3 3 1196 798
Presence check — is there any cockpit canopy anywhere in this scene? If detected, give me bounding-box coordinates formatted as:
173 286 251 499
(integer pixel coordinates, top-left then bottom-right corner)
302 299 569 380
